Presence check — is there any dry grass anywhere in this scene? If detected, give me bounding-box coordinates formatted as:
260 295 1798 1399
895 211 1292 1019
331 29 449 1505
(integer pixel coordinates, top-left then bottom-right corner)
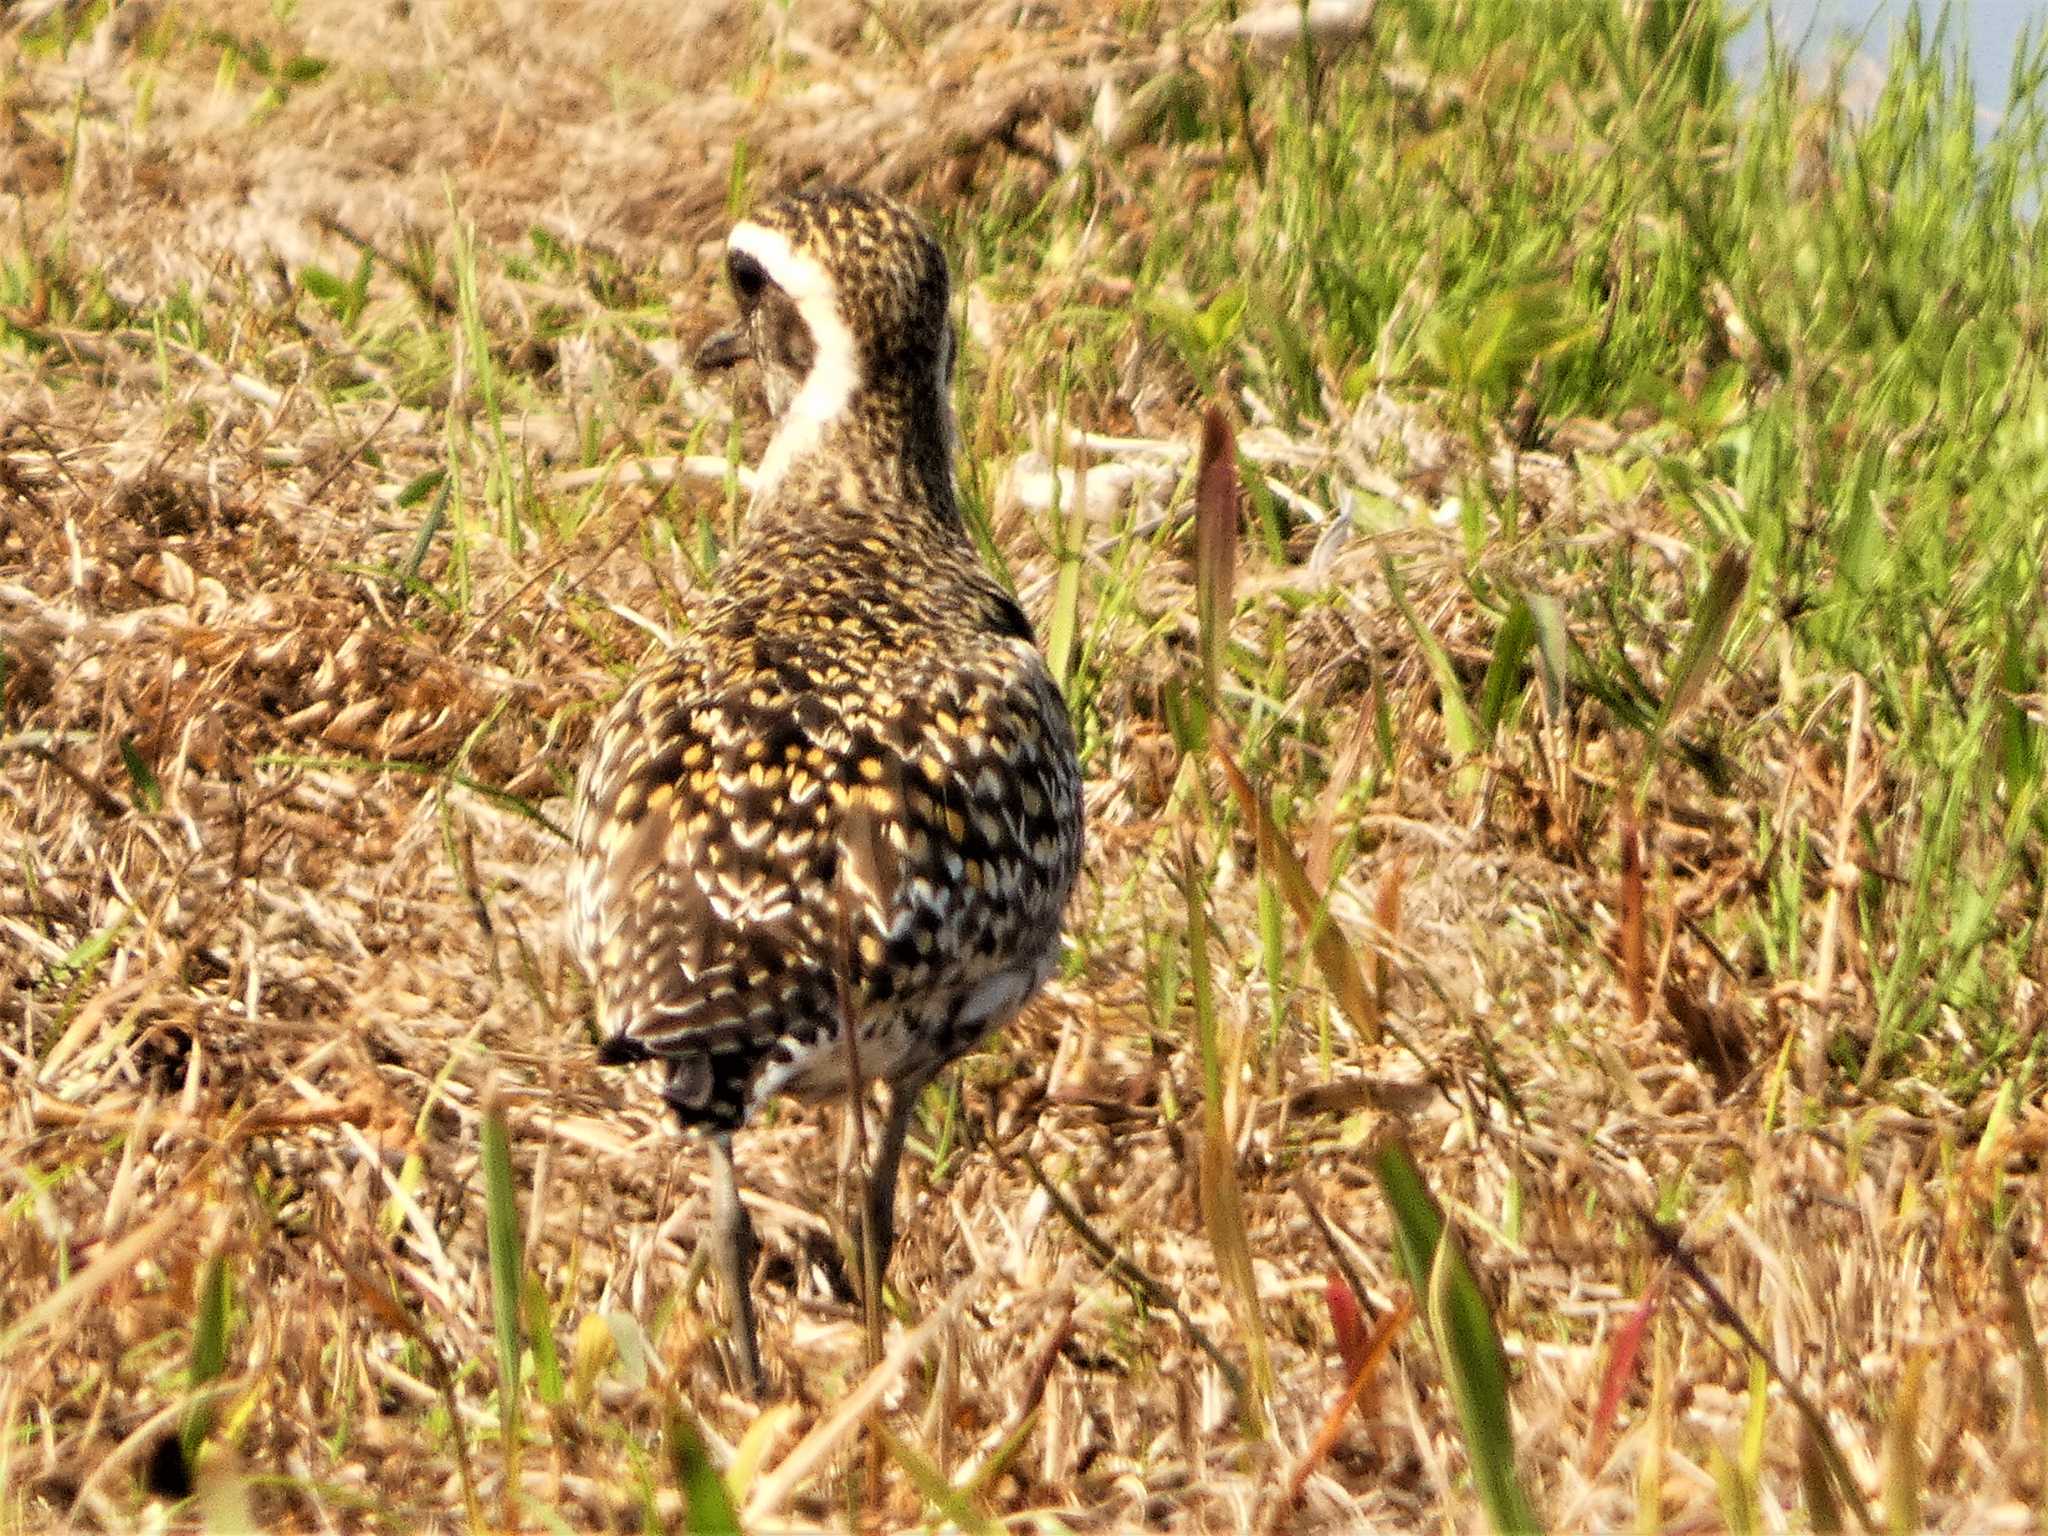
4 0 2046 1530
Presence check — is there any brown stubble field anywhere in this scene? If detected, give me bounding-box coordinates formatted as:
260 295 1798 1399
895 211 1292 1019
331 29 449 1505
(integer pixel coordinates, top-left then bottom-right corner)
4 0 2046 1530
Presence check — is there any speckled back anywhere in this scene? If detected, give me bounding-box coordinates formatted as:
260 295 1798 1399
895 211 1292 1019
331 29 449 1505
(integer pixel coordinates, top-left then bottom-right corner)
569 188 1082 1130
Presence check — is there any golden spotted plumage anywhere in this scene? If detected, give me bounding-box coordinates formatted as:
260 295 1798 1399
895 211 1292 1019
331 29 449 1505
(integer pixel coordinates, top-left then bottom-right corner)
572 495 1079 1124
565 188 1081 1392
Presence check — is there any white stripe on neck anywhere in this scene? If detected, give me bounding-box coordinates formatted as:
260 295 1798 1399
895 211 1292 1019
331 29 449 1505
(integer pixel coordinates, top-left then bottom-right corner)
726 220 862 505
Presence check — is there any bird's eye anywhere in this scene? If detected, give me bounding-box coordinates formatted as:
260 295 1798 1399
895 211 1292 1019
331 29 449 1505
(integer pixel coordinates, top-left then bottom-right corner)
728 253 767 304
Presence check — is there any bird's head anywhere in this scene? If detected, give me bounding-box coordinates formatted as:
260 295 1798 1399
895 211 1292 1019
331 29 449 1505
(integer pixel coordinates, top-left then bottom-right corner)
696 187 957 509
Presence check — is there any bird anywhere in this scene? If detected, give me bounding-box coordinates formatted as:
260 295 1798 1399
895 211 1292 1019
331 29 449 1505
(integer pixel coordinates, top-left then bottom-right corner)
569 186 1083 1394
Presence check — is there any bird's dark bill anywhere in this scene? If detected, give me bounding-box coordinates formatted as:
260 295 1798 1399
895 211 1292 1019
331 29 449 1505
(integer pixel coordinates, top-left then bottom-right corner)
695 326 750 372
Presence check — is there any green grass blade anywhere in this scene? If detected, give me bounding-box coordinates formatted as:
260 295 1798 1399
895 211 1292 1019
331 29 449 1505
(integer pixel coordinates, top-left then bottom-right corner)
1043 383 1086 691
523 1272 563 1406
180 1246 232 1465
1377 1136 1539 1535
873 1421 999 1536
1740 1353 1770 1503
1654 546 1750 741
403 474 451 584
1186 854 1224 1109
117 735 161 812
1184 854 1270 1429
1384 557 1478 760
1524 591 1569 721
1476 597 1536 743
1716 1440 1762 1536
1801 1416 1846 1535
480 1087 524 1456
1881 1351 1926 1536
666 1404 742 1536
191 1249 230 1386
446 184 517 561
1214 738 1380 1044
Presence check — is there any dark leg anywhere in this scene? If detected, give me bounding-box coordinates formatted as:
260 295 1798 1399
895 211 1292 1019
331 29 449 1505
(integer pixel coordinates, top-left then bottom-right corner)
704 1131 763 1396
859 1068 938 1295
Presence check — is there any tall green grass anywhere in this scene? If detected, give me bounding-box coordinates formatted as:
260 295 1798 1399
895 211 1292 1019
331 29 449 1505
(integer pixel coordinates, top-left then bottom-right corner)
968 0 2048 1092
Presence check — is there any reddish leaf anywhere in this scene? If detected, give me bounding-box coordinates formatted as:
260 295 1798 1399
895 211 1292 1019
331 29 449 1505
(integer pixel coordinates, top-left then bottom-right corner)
1194 404 1240 710
1279 1297 1415 1523
1583 1266 1665 1473
1326 1274 1370 1381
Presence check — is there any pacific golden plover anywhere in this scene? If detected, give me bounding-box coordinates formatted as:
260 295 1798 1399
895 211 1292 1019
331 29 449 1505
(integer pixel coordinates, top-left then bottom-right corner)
570 187 1083 1393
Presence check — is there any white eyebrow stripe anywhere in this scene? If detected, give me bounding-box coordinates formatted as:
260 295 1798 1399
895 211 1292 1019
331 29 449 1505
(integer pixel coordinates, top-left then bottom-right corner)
727 219 862 503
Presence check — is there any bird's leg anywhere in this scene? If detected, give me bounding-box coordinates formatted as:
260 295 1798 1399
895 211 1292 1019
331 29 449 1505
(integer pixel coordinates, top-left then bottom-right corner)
704 1131 763 1397
859 1067 938 1300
